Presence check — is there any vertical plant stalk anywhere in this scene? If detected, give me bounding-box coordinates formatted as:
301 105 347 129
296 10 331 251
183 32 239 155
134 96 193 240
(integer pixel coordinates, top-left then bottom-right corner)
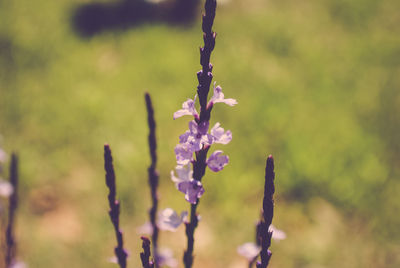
104 145 128 268
256 155 275 268
183 1 217 267
145 93 160 266
197 0 216 122
140 236 155 268
5 153 18 267
248 221 263 268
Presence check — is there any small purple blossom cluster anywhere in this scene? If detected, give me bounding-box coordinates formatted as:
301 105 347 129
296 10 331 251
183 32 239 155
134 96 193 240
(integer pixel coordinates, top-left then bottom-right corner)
171 83 237 204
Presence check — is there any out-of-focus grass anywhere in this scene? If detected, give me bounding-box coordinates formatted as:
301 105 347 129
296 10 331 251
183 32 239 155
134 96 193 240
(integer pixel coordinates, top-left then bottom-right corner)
1 0 399 267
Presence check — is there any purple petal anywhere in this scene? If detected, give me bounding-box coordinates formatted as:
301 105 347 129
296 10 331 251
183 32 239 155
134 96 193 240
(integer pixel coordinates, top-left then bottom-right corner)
173 109 191 120
178 180 205 204
9 261 28 268
188 120 198 135
270 225 287 241
179 131 191 144
0 179 13 198
184 120 212 151
207 151 229 172
175 165 192 181
171 165 192 187
237 242 261 261
211 123 232 144
174 143 193 165
173 99 198 119
157 208 185 231
209 83 238 107
220 98 238 106
185 136 202 152
180 211 188 222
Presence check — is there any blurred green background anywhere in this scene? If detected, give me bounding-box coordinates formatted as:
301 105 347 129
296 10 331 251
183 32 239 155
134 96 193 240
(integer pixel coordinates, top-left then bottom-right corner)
1 0 399 267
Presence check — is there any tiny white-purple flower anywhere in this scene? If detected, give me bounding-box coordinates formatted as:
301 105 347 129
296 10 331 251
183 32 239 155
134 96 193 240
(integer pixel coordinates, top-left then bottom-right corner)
9 261 28 268
108 256 119 264
171 165 192 187
171 165 204 203
0 179 13 198
208 82 238 107
270 225 287 241
180 120 212 152
173 98 199 120
210 122 232 144
207 150 229 172
178 180 205 204
157 208 188 231
237 242 261 261
174 143 193 165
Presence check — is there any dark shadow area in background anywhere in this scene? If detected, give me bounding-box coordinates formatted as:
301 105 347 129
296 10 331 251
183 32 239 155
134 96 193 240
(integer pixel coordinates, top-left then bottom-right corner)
72 0 200 37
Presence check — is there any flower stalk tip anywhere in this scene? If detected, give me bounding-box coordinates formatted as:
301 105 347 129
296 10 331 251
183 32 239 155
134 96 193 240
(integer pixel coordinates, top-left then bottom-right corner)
145 93 160 264
140 236 155 268
172 1 236 267
104 144 128 268
256 155 276 268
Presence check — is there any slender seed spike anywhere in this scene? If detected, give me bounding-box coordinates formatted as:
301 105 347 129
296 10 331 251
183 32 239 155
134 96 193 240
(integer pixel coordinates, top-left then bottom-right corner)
5 153 18 267
140 237 155 268
104 144 128 268
256 155 275 268
145 92 160 267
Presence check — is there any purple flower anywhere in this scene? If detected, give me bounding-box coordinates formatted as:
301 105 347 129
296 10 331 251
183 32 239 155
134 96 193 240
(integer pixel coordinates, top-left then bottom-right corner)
9 261 27 268
237 242 261 261
173 98 199 120
179 120 212 152
0 179 13 198
270 225 287 241
210 122 232 144
178 180 205 204
157 208 188 231
171 165 193 187
174 143 193 165
171 165 204 204
208 82 238 107
207 150 229 172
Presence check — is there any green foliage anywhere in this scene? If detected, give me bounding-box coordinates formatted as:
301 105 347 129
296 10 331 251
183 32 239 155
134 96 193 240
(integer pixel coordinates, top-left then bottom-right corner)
1 0 399 267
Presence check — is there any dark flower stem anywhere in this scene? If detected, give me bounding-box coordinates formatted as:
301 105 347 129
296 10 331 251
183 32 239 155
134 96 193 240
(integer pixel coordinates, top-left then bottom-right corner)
196 0 217 124
145 92 160 266
5 153 18 267
140 236 155 268
183 1 217 267
256 155 275 268
104 144 128 268
248 221 263 268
